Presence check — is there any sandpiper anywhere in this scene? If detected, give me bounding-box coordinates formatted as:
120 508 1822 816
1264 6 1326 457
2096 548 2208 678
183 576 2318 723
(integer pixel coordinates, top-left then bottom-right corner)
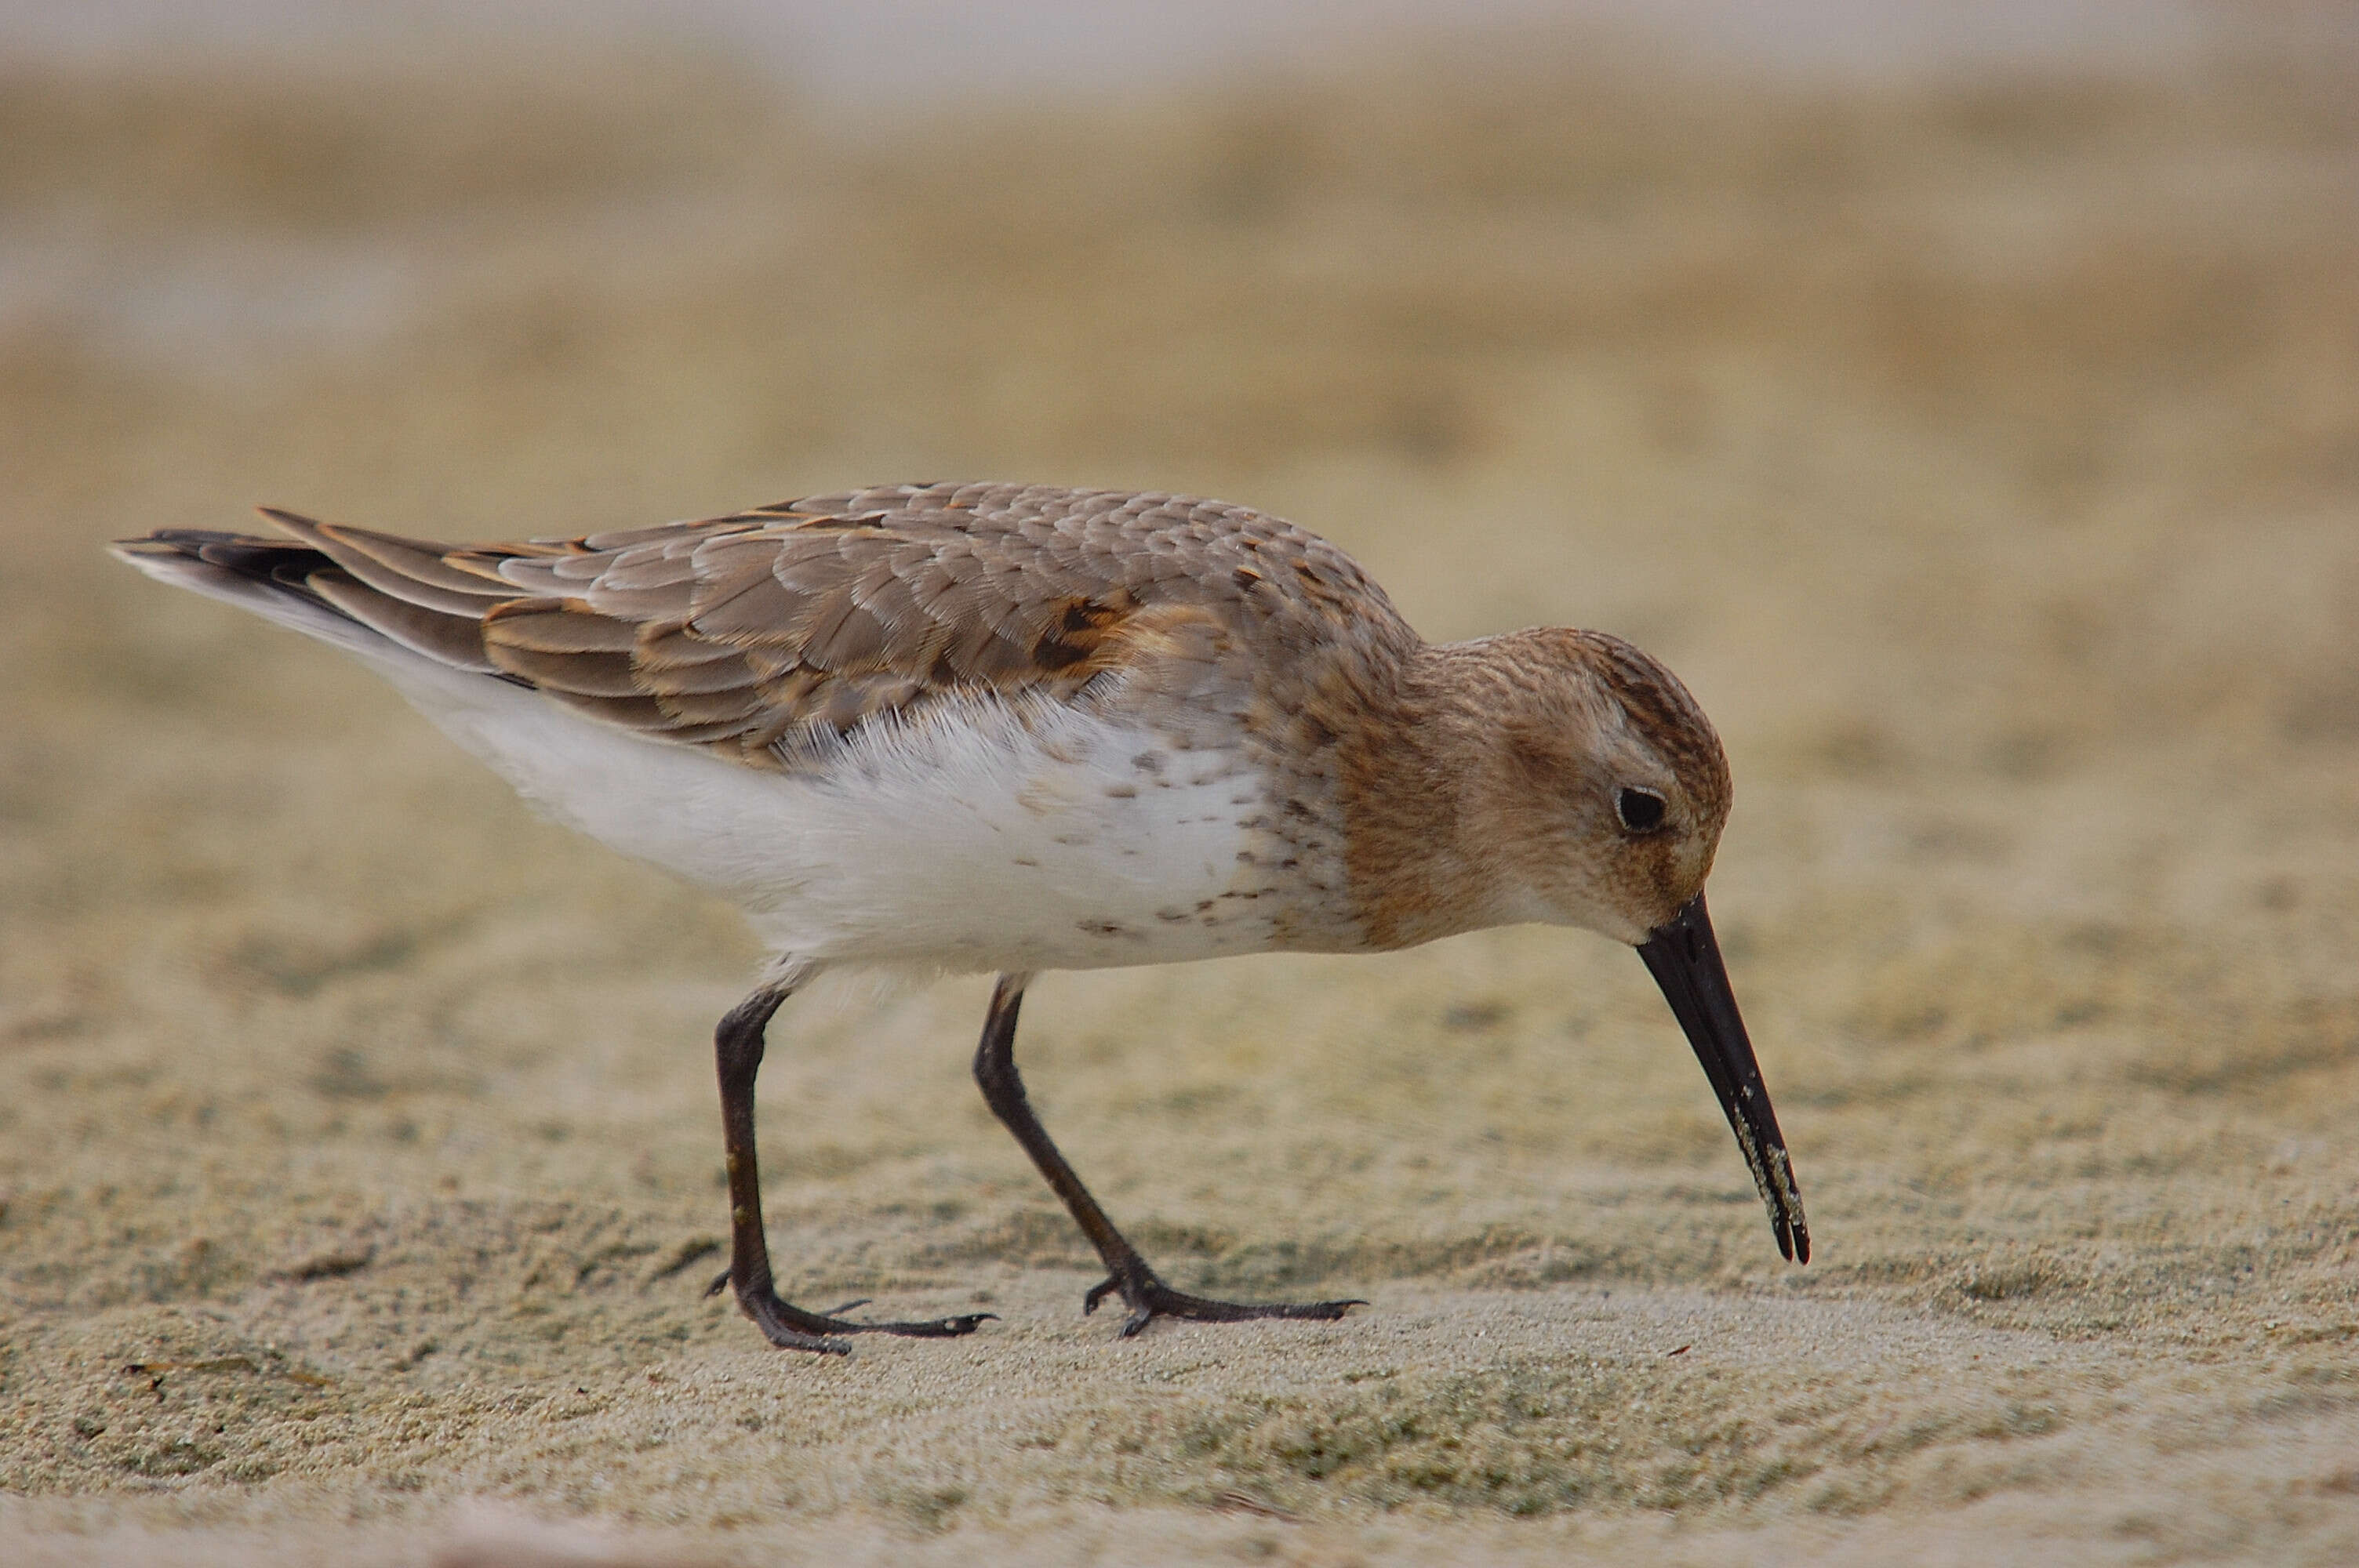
114 483 1808 1353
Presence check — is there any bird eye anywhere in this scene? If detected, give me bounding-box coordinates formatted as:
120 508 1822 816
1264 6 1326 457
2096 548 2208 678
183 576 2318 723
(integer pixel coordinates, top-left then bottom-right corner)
1616 786 1667 833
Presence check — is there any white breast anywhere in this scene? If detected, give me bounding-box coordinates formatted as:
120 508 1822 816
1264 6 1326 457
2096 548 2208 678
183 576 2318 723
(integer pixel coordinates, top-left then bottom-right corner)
376 658 1279 973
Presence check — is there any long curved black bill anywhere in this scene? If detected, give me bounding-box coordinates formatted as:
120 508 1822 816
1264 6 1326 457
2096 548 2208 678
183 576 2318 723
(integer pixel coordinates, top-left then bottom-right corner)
1636 893 1809 1264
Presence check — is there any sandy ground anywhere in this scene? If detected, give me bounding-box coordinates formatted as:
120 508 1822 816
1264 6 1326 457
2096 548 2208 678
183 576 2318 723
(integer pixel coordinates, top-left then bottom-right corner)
4 20 2359 1564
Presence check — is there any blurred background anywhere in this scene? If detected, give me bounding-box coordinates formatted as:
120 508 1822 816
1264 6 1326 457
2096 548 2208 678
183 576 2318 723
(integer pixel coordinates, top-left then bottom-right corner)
4 2 2358 1562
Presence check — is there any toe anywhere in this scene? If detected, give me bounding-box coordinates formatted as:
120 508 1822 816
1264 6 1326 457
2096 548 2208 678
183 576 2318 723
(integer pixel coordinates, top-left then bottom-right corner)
752 1318 853 1355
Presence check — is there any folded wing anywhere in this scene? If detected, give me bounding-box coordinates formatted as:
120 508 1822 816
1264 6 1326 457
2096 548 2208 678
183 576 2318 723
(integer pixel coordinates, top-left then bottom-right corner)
114 483 1413 774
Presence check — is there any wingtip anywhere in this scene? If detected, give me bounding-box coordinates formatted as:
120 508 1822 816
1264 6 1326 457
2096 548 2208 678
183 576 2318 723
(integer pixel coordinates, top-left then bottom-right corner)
256 504 328 539
106 532 229 575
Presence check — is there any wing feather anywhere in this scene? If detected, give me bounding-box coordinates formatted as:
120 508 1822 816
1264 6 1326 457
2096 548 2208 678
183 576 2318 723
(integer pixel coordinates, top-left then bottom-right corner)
689 561 803 644
486 644 643 697
308 570 500 673
638 648 769 695
482 602 641 654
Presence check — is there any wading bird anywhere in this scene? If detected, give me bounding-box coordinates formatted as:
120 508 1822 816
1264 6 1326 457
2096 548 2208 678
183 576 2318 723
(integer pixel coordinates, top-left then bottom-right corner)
115 483 1807 1353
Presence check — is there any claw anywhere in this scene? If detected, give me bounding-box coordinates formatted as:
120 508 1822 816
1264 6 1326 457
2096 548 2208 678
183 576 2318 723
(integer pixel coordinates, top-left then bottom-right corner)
1083 1276 1120 1315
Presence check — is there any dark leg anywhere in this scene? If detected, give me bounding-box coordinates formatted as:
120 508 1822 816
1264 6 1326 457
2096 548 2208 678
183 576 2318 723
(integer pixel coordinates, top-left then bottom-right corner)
705 977 996 1354
971 972 1365 1338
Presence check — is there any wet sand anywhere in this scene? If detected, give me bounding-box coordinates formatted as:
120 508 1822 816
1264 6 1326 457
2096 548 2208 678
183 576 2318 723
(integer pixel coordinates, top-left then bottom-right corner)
3 24 2357 1564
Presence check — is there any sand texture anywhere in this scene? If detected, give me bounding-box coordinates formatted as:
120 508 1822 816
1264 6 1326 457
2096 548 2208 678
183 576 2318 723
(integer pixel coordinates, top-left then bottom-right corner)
3 22 2358 1564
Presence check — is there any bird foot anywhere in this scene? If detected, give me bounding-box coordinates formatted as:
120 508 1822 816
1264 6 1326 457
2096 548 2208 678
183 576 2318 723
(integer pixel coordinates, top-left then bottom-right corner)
1083 1268 1366 1338
704 1270 996 1355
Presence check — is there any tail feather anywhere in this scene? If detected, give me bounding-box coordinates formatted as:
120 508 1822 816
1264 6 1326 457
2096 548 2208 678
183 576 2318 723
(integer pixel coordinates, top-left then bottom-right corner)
110 513 510 678
117 528 332 592
261 508 521 617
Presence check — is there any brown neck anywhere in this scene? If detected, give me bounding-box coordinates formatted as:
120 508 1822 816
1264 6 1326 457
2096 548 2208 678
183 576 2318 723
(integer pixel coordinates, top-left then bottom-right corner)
1336 639 1513 950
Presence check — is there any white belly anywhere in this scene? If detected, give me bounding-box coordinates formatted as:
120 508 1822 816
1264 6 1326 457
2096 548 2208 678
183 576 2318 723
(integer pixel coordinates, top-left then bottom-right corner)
380 660 1278 973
